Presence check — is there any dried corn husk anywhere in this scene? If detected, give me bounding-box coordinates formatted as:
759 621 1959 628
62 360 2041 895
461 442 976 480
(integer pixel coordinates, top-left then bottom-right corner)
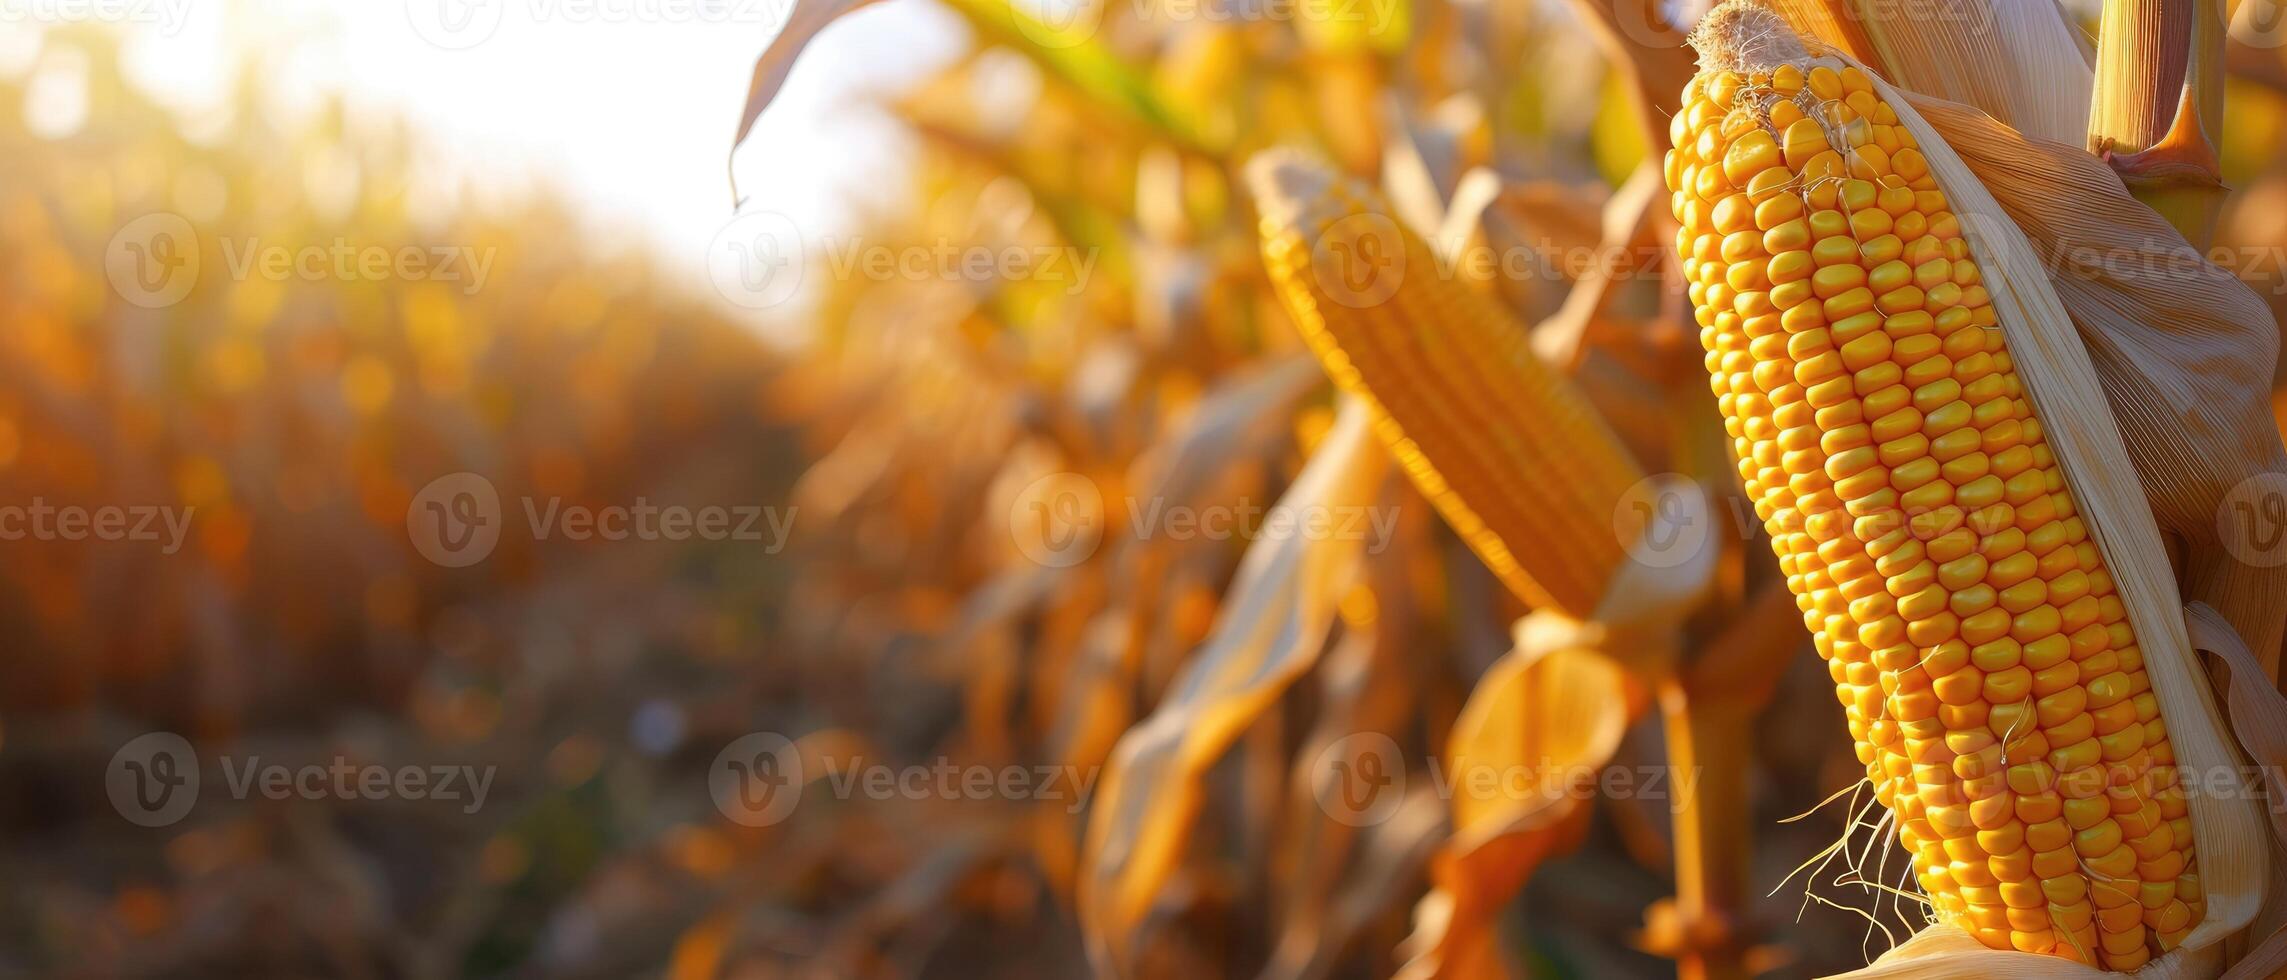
1763 0 2094 144
1841 919 2220 978
1903 94 2287 674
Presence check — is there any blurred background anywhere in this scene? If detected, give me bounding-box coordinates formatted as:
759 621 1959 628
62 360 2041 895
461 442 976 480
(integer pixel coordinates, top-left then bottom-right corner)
7 0 2287 977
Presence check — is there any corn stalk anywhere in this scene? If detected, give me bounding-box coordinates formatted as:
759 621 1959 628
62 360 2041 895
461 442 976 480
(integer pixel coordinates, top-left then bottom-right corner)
2091 0 2231 245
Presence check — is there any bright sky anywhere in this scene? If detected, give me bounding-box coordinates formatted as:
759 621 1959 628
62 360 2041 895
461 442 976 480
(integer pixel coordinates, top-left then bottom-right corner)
7 0 965 340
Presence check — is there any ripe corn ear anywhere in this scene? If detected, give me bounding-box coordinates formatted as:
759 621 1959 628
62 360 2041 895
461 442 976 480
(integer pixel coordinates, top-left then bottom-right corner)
1249 152 1647 620
1666 26 2204 973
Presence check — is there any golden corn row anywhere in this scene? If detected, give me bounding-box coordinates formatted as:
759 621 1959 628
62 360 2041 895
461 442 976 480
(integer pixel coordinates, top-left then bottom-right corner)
1249 152 1646 619
1666 60 2201 969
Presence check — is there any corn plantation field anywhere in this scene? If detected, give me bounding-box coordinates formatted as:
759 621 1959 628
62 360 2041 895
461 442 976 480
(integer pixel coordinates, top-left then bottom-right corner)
10 0 2287 977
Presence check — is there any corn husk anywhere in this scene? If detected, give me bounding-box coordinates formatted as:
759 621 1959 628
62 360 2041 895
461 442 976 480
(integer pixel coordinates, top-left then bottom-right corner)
1903 93 2287 672
1763 0 2093 144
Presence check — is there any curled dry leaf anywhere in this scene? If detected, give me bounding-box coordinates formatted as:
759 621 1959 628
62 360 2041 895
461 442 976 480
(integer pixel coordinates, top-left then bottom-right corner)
1077 401 1387 974
1397 641 1636 980
733 0 886 195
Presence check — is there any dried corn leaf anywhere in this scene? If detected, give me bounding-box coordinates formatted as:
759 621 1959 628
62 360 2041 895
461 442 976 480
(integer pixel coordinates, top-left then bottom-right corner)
1078 401 1387 973
1397 640 1632 980
735 0 884 166
1266 561 1433 979
1265 639 1446 980
1267 786 1447 980
1042 354 1325 773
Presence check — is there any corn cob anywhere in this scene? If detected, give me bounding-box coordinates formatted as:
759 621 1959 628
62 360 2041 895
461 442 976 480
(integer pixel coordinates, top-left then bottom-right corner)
1665 24 2202 971
1249 152 1647 620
